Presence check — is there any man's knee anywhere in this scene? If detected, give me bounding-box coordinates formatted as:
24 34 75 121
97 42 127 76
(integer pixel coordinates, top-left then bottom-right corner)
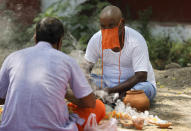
132 82 156 101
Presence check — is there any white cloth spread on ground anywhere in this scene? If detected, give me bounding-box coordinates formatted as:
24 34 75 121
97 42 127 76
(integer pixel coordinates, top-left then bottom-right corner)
0 41 92 131
85 26 156 88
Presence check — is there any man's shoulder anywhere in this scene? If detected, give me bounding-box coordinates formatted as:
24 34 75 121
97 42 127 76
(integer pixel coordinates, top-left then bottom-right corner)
91 30 102 40
1 47 33 67
126 26 144 38
87 30 102 48
5 47 31 60
55 50 78 65
125 26 146 44
56 50 73 60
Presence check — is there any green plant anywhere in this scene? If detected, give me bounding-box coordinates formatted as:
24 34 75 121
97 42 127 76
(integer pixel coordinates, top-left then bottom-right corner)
134 7 173 69
170 42 191 67
32 0 109 53
147 36 172 69
137 7 152 41
31 1 191 69
133 7 191 70
0 9 32 49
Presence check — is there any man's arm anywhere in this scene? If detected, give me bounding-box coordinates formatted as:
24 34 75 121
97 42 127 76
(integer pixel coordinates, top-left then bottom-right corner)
0 56 10 104
65 88 96 108
106 71 147 94
67 58 96 108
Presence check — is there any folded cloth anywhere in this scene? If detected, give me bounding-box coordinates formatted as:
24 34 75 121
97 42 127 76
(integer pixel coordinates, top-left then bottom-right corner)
68 99 106 131
69 113 85 126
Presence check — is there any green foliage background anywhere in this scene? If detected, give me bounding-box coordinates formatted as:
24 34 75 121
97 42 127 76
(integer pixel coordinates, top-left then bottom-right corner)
1 0 190 70
0 10 32 50
132 7 191 69
33 0 109 53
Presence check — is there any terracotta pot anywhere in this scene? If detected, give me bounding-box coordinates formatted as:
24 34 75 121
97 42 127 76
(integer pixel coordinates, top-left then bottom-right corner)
123 90 150 112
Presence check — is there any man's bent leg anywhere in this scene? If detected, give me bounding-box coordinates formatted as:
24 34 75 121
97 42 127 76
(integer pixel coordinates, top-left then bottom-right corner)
68 99 105 131
131 82 156 101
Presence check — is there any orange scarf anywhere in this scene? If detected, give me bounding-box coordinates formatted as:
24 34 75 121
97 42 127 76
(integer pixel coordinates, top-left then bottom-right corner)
101 22 124 88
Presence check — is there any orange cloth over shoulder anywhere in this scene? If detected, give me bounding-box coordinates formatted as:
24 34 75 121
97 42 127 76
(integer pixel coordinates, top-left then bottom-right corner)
101 20 123 87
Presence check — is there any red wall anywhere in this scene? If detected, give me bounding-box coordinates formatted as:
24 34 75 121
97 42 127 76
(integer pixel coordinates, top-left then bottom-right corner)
5 0 40 25
108 0 191 23
3 0 191 23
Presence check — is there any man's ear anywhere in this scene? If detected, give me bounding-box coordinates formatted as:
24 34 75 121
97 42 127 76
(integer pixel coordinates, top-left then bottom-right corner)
34 34 37 44
119 18 125 31
57 38 62 51
121 18 125 26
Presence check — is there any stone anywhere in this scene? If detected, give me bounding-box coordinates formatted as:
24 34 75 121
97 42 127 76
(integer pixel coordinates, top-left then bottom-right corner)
165 62 181 69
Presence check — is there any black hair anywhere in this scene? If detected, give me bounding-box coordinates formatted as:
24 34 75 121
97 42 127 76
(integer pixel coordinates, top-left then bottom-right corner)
35 17 64 45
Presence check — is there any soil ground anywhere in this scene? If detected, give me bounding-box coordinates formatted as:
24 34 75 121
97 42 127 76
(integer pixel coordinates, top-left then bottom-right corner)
118 68 191 131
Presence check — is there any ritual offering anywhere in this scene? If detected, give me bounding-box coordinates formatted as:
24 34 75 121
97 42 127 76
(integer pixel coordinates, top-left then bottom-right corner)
120 119 133 128
0 105 3 114
148 117 172 128
123 90 150 112
103 100 173 130
155 122 172 128
103 110 131 120
0 105 3 122
147 115 172 128
132 118 144 130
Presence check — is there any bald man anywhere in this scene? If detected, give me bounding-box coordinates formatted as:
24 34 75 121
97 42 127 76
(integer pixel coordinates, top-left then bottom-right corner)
84 5 156 102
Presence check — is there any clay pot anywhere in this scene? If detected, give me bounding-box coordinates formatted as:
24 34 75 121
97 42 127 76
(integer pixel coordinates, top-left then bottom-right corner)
123 90 150 112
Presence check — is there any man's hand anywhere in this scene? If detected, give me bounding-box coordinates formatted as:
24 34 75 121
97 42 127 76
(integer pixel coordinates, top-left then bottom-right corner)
107 71 147 94
94 88 119 104
103 87 110 94
65 88 96 108
94 89 108 101
78 93 96 108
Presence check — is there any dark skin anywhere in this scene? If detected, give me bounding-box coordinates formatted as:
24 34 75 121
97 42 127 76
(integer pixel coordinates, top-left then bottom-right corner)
99 6 147 95
65 88 96 108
